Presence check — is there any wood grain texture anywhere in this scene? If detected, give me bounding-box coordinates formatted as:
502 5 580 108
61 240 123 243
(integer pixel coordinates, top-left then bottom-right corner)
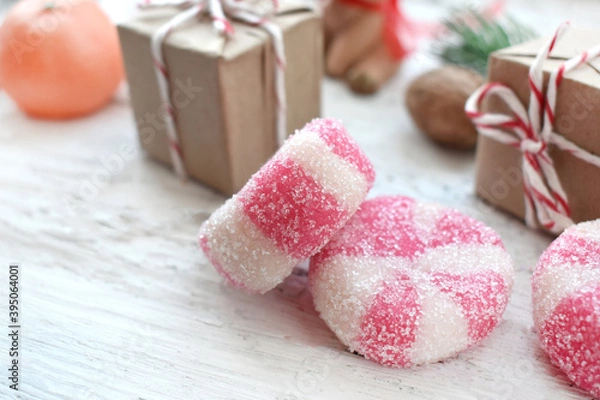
1 0 600 399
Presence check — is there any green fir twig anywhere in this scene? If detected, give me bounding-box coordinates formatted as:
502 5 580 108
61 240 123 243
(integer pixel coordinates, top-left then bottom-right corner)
435 7 537 75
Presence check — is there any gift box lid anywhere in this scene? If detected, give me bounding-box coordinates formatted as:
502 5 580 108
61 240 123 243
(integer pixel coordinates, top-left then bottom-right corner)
492 28 600 89
119 1 317 61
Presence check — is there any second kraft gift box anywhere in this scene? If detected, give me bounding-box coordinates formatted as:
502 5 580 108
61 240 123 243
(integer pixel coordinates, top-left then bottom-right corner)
474 28 600 232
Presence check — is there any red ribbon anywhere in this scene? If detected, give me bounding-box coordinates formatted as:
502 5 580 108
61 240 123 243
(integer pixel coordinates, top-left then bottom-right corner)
335 0 506 61
336 0 415 60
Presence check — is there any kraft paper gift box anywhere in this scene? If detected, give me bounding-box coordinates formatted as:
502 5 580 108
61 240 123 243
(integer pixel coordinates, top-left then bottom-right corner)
474 29 600 231
118 3 322 195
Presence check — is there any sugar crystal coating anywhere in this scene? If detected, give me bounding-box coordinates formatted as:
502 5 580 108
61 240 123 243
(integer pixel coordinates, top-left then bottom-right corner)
532 219 600 398
198 118 375 294
309 195 515 367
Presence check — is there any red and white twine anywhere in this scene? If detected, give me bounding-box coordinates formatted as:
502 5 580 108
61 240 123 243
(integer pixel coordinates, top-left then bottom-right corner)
139 0 288 180
466 23 600 234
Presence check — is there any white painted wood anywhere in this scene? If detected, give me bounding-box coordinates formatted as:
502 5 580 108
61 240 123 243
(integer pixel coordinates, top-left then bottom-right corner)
1 1 599 399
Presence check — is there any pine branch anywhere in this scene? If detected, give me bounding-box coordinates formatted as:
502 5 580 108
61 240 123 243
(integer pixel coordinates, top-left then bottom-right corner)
435 7 536 75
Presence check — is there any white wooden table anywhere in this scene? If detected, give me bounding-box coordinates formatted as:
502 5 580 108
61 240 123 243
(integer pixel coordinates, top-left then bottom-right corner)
1 1 599 399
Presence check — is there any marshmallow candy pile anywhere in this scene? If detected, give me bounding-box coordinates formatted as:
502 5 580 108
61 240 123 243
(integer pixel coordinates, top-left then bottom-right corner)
532 219 600 398
199 119 375 294
309 196 515 367
199 118 515 369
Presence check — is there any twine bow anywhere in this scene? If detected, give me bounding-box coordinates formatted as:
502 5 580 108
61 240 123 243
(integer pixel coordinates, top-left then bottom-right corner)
466 23 600 234
139 0 288 180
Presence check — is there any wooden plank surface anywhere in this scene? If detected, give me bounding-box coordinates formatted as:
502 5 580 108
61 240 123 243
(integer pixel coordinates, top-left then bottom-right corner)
1 0 599 399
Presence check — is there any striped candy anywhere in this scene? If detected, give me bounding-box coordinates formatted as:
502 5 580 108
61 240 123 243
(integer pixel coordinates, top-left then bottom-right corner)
532 219 600 398
199 119 375 294
309 196 515 367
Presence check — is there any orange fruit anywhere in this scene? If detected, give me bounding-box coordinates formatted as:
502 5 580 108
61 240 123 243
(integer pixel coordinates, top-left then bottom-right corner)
0 0 123 119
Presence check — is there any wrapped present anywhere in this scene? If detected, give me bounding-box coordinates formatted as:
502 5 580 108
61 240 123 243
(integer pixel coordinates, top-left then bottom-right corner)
466 25 600 234
118 0 322 195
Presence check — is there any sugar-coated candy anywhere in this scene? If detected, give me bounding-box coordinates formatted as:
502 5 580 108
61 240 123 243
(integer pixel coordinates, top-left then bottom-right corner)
309 196 515 367
199 118 375 294
532 219 600 398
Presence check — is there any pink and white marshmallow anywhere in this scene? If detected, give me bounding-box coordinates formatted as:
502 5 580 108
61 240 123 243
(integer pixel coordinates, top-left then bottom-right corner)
309 195 515 367
532 219 600 398
199 118 375 294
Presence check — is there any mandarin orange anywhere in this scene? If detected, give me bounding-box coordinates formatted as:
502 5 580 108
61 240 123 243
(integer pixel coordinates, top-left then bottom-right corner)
0 0 123 119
